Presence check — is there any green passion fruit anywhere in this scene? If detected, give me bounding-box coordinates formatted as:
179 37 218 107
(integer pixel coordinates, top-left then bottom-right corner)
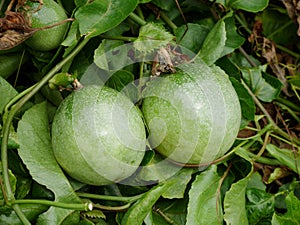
25 0 68 51
51 85 146 185
142 62 241 165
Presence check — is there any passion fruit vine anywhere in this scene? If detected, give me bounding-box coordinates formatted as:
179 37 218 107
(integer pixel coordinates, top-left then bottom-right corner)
141 61 241 165
51 85 146 186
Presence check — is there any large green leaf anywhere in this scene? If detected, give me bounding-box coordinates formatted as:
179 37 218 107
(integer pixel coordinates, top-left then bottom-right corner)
224 164 253 225
246 188 275 224
228 0 268 12
0 76 18 114
272 191 300 224
17 102 81 225
75 0 138 37
186 165 222 225
199 19 226 66
175 23 211 53
262 9 298 45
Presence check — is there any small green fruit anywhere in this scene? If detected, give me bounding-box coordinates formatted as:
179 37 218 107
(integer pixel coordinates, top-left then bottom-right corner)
142 62 241 165
51 85 146 185
25 0 68 51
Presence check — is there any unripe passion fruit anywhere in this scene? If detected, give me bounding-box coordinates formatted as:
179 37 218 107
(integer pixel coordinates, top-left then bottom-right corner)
142 62 241 165
51 86 146 185
25 0 68 51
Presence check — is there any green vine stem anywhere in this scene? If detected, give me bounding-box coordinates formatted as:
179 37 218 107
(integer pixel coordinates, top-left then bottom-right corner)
93 202 131 211
238 46 300 146
129 12 147 26
160 11 178 31
1 34 93 224
76 192 144 203
275 102 300 123
12 199 93 211
240 78 300 146
237 148 281 165
135 5 145 21
3 84 37 116
276 96 300 112
252 131 270 161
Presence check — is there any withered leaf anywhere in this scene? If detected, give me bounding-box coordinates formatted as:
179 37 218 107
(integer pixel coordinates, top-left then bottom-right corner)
0 11 36 50
0 10 73 50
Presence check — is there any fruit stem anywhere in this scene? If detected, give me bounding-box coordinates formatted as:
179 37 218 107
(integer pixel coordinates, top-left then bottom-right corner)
12 199 93 211
76 192 145 203
1 34 93 222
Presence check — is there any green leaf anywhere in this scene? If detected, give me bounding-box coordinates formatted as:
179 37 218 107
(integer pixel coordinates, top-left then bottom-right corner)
241 67 282 102
151 0 176 11
262 9 298 45
0 76 18 114
61 20 80 47
288 75 300 88
224 164 253 225
134 23 174 53
0 204 49 225
228 0 268 13
0 53 28 79
175 23 210 53
94 39 127 71
272 191 300 224
216 56 240 80
75 0 138 37
150 198 188 225
222 16 245 56
138 154 186 183
186 165 222 225
17 102 81 225
106 70 134 91
246 188 275 224
247 172 266 191
230 78 255 128
162 169 193 199
106 70 138 102
121 182 173 225
199 19 226 66
266 144 300 174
